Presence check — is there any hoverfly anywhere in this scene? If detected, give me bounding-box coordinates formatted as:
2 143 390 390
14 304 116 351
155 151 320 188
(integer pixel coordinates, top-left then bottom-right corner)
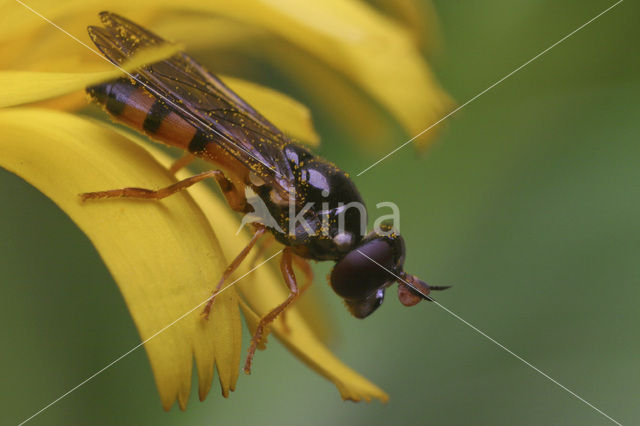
82 12 448 373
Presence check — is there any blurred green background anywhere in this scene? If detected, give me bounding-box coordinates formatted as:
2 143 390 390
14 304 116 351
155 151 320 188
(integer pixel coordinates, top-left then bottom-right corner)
1 1 639 424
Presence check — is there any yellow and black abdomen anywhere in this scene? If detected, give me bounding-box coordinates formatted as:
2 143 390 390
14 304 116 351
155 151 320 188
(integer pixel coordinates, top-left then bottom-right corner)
87 78 199 151
87 78 249 182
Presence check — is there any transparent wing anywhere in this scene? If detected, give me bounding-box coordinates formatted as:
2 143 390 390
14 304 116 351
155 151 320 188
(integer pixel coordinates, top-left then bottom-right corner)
88 11 296 194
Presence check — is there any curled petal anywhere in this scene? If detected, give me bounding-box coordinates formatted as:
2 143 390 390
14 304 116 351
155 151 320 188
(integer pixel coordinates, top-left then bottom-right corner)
169 156 389 403
0 71 319 145
220 75 319 145
175 0 453 149
364 0 441 51
0 108 242 410
0 44 182 108
2 1 451 149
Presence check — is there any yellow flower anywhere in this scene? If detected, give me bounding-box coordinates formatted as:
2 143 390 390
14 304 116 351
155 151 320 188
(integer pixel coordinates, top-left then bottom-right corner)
0 0 450 411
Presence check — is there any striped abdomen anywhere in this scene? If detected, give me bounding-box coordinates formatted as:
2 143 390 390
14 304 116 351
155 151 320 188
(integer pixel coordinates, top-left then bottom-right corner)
87 78 247 179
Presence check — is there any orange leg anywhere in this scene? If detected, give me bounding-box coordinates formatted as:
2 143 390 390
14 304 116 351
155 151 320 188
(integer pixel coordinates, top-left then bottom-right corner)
81 169 249 213
169 153 195 174
201 226 266 319
244 248 299 374
292 255 313 297
279 255 314 332
248 233 275 268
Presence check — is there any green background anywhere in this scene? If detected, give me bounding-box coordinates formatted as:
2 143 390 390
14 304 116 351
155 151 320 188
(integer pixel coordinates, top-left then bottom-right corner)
1 1 638 424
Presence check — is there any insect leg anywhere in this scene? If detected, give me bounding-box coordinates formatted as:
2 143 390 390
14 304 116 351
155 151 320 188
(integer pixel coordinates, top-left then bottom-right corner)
168 153 195 174
81 169 249 212
279 255 314 333
201 225 266 319
244 248 300 374
248 233 275 268
292 255 314 296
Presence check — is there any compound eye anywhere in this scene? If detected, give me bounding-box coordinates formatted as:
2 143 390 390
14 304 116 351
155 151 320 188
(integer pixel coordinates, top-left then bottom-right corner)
330 237 395 301
345 288 385 318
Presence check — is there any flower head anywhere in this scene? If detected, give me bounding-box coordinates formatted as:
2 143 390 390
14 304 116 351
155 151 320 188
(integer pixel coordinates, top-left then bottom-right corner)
0 0 450 410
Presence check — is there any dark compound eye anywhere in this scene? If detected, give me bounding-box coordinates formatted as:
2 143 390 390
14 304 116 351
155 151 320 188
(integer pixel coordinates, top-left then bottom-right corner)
330 237 396 301
344 288 385 319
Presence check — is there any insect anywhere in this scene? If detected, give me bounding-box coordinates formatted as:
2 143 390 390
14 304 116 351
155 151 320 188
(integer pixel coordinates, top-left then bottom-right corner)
82 12 449 374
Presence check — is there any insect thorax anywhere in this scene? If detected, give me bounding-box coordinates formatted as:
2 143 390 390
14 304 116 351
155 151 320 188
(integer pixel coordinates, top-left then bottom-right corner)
257 145 367 261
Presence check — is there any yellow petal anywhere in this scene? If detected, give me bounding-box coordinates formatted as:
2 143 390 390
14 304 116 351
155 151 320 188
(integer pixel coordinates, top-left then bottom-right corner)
0 108 242 410
255 44 397 150
154 13 264 52
0 69 113 107
167 154 389 403
221 75 319 145
176 0 453 148
364 0 441 52
3 1 451 149
0 43 182 108
0 70 319 146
